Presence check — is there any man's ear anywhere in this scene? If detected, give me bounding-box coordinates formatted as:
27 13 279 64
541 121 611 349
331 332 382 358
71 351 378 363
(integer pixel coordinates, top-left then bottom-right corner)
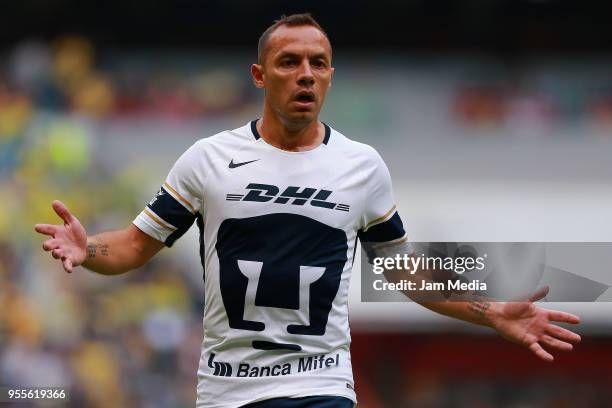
251 64 265 88
329 67 335 89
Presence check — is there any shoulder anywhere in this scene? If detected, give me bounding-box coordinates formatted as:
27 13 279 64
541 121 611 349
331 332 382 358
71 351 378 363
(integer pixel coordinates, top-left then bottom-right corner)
176 122 254 163
326 125 386 168
194 122 253 150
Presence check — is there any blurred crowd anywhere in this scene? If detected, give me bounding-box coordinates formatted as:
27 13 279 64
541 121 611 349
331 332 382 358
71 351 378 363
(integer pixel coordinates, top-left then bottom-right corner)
1 36 612 144
0 36 257 122
0 36 236 407
1 37 611 407
452 75 612 133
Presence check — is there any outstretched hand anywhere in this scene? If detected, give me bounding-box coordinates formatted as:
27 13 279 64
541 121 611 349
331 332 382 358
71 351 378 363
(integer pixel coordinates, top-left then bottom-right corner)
34 200 88 273
491 286 581 362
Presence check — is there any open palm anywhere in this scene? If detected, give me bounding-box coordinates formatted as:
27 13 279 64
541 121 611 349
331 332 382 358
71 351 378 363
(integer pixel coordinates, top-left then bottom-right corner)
492 287 581 362
35 200 88 273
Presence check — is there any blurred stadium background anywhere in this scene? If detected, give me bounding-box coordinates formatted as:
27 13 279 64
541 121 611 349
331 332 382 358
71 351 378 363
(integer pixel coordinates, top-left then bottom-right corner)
1 1 612 407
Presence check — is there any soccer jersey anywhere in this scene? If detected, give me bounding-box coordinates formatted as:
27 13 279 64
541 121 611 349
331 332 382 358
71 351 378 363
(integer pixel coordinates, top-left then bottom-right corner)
133 120 408 408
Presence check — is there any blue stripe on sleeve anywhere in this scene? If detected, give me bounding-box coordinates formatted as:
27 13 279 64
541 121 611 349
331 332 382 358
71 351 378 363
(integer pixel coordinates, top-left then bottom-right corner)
359 212 405 243
147 186 197 247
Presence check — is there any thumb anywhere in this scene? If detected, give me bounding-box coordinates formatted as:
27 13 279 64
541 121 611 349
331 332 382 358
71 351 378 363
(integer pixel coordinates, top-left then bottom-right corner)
52 200 75 224
62 257 73 273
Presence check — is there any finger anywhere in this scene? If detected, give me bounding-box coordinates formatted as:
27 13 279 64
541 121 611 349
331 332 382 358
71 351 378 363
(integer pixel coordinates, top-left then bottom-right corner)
51 248 66 260
42 239 61 251
540 334 573 352
52 200 74 224
529 342 554 362
528 286 550 302
546 324 581 344
62 257 73 273
546 310 580 324
35 224 58 237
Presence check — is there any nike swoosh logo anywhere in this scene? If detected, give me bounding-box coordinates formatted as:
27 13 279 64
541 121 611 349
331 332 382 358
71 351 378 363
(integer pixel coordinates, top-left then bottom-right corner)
229 159 260 169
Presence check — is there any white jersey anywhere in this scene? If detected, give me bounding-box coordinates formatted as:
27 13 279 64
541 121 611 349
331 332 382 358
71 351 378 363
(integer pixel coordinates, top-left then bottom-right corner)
133 120 408 408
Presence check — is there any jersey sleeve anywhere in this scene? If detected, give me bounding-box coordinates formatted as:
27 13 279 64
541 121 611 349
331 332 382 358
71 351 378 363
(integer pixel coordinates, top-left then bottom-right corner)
133 142 204 247
359 149 413 263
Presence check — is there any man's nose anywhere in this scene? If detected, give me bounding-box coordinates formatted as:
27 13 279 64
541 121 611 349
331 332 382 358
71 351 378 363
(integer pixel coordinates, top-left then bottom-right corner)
297 61 315 86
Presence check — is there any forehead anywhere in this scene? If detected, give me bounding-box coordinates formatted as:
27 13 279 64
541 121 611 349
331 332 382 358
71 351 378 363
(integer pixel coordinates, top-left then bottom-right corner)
265 25 332 60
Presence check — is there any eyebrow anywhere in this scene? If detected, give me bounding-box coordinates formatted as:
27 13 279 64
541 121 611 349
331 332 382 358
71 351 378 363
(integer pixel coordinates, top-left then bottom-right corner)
276 51 329 61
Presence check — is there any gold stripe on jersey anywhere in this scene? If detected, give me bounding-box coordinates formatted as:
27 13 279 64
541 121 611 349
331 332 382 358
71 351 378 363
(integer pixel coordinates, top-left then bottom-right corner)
143 208 177 230
364 204 397 231
163 182 196 213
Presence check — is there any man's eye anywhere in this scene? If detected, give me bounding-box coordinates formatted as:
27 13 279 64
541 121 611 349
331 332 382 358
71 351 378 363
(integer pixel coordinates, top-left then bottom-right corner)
280 60 297 67
312 60 327 68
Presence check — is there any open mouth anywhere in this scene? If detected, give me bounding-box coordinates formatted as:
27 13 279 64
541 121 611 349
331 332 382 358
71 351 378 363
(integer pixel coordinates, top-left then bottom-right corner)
294 91 315 103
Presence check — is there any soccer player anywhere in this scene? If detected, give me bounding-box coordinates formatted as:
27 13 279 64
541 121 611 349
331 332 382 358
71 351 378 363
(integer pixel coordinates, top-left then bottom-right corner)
35 14 581 408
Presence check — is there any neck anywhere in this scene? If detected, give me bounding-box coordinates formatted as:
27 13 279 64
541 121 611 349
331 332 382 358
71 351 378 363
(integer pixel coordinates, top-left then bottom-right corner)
258 107 324 152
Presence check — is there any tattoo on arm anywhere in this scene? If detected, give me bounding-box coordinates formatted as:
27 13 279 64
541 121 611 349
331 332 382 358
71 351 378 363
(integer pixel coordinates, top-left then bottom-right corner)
468 300 491 318
87 243 109 259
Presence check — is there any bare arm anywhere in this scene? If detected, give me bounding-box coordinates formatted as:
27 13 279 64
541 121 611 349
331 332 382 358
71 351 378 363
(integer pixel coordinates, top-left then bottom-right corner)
83 225 164 274
35 200 164 274
383 261 581 362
